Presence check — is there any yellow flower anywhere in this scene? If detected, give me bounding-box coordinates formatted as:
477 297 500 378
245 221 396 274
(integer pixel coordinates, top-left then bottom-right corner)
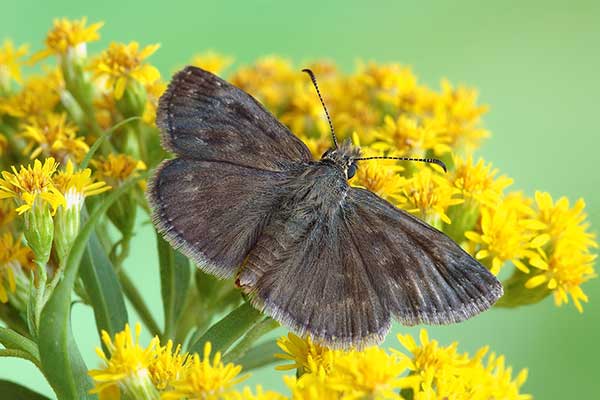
396 330 530 400
230 56 296 110
148 340 191 391
19 112 90 163
89 323 160 400
143 79 167 125
0 158 65 215
91 42 160 99
191 51 234 75
31 17 103 62
53 160 110 210
92 154 147 185
328 346 411 399
524 192 597 312
465 196 549 275
451 155 513 207
285 368 340 400
353 155 406 204
395 329 466 391
0 40 29 85
373 115 451 156
0 233 33 303
161 342 247 400
276 332 338 374
0 70 63 117
431 79 490 151
398 167 463 226
222 386 286 400
280 81 331 137
533 191 596 252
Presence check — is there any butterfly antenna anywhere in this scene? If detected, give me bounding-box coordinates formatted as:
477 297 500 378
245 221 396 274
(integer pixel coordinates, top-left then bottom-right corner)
302 68 339 148
356 155 448 173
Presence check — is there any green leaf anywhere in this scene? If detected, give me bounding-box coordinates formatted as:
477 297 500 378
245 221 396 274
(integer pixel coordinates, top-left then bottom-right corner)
0 380 51 400
80 232 129 340
223 318 279 363
189 301 263 355
0 327 40 367
157 233 191 340
236 339 282 371
38 173 147 400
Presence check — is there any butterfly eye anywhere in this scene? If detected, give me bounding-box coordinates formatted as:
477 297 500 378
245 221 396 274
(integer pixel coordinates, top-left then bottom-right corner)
346 163 357 179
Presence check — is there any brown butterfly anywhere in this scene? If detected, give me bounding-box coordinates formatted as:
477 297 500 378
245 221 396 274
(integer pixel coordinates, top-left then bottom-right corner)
147 66 503 349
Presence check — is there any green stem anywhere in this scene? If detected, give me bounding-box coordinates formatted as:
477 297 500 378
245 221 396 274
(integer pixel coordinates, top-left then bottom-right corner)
118 270 161 337
223 318 279 363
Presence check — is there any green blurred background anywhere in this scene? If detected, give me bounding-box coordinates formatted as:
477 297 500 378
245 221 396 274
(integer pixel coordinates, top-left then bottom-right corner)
1 0 599 398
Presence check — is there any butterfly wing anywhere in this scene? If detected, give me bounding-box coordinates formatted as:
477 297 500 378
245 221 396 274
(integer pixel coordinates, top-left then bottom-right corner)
148 158 294 278
345 187 503 327
238 165 502 348
157 66 313 170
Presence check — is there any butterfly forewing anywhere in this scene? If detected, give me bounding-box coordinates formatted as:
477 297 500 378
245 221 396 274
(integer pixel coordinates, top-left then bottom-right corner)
157 66 313 171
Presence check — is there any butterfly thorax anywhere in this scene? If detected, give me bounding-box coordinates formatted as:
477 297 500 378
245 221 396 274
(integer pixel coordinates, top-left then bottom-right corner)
320 141 361 180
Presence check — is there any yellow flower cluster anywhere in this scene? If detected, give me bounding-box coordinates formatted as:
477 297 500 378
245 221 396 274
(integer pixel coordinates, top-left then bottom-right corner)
276 331 529 399
89 323 247 400
92 326 529 400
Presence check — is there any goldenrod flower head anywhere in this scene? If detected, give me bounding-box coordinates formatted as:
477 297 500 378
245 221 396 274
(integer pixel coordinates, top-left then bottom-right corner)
161 342 247 400
54 160 110 210
398 167 463 226
0 40 29 86
328 346 410 399
352 156 406 204
0 157 65 215
0 232 33 303
280 81 331 137
91 42 160 99
374 115 451 156
465 196 549 275
276 332 339 374
19 112 89 163
143 79 167 125
285 367 341 400
431 79 490 150
222 386 286 400
533 191 597 252
451 155 513 207
397 330 530 400
396 330 465 384
230 56 296 109
191 51 234 75
31 17 103 62
89 323 160 400
0 70 63 118
92 153 146 185
148 340 190 391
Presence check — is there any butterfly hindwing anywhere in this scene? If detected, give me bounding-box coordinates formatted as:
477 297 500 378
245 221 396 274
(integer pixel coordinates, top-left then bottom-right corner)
148 158 293 278
345 187 503 326
238 164 502 348
156 66 313 170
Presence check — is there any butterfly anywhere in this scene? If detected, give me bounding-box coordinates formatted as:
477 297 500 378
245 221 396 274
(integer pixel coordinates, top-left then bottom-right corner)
147 65 503 349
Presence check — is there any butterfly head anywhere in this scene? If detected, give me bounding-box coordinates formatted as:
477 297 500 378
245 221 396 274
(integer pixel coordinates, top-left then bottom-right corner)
321 141 362 180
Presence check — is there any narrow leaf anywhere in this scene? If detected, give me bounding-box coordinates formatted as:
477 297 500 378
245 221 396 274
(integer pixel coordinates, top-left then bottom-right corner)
157 233 191 340
38 174 146 399
0 380 50 400
189 301 263 355
237 339 282 371
0 327 40 364
223 318 279 363
80 232 129 340
80 116 140 170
